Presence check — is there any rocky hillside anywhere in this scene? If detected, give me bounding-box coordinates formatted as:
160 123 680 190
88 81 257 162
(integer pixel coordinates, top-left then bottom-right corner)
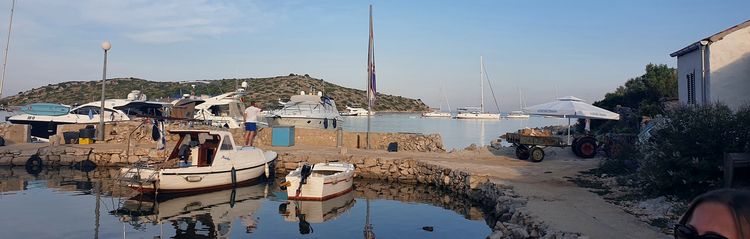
0 75 429 112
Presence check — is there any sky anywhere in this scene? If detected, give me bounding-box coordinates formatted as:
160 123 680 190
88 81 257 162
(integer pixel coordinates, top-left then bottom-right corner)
0 0 747 112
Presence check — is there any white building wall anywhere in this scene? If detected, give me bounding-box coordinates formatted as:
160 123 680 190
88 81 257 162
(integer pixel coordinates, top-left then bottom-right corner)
707 27 750 110
676 49 704 105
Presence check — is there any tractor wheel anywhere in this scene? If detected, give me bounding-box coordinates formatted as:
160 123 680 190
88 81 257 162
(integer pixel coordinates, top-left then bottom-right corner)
530 147 545 162
576 137 598 158
571 139 582 157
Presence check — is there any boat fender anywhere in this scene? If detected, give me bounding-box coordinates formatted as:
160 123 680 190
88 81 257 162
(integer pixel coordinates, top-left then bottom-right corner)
231 167 237 187
25 154 43 175
230 189 237 208
332 119 337 128
323 118 329 129
151 122 160 141
264 163 270 179
300 164 313 184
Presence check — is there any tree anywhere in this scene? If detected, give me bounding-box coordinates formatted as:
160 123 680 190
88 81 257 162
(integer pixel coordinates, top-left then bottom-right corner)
594 64 677 116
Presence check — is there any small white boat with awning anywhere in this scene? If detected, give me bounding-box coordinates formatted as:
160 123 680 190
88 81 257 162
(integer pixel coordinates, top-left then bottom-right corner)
282 162 355 201
505 110 530 118
119 130 277 195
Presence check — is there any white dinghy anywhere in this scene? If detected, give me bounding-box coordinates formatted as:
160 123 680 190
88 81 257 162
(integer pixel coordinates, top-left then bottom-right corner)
119 130 277 195
282 162 355 201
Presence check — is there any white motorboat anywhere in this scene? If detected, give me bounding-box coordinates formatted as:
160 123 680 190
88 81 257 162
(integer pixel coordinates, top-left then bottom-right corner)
279 190 355 224
191 90 247 129
423 83 452 118
113 183 267 238
8 97 167 138
119 130 277 194
455 56 500 120
266 91 343 130
282 162 355 201
506 110 530 119
422 110 451 117
340 106 373 116
505 88 530 119
455 107 499 119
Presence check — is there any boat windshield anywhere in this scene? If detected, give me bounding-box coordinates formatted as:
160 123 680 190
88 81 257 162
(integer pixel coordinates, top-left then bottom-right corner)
71 106 117 115
168 132 221 167
208 102 244 118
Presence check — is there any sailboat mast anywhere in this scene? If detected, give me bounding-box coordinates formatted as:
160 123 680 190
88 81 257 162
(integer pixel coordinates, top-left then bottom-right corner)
518 87 522 110
444 85 451 113
0 0 16 98
480 55 484 113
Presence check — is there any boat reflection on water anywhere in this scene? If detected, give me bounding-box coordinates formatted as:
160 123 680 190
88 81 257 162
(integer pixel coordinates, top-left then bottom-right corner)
111 183 269 238
278 191 356 235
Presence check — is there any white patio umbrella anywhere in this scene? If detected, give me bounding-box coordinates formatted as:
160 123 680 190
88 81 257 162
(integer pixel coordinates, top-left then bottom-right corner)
523 96 620 144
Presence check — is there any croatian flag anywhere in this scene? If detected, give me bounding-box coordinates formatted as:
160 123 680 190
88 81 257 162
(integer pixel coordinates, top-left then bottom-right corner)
367 5 377 107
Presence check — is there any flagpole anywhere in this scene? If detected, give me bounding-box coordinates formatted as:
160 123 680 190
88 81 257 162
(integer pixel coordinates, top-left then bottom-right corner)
366 4 374 150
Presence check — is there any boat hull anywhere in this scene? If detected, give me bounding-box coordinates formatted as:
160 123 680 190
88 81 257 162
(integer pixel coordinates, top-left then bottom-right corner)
266 117 343 130
422 112 451 117
6 119 72 139
285 163 355 201
122 155 276 195
455 113 499 119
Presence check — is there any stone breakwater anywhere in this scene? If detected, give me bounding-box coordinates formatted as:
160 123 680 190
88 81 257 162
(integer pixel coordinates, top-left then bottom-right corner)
277 152 584 239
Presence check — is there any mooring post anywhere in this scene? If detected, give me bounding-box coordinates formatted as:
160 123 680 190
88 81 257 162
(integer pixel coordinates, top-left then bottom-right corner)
336 127 343 148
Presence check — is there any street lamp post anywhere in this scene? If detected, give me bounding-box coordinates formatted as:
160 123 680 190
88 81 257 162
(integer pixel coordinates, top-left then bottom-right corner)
98 41 111 141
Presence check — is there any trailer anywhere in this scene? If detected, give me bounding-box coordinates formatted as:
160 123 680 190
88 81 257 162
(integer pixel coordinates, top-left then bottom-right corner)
504 132 599 162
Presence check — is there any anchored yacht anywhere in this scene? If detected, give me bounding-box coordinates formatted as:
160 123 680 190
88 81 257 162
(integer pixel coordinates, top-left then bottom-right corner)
266 91 342 130
8 97 167 138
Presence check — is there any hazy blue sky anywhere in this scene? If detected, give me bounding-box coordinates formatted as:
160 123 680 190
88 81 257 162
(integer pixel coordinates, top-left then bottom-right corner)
0 0 747 111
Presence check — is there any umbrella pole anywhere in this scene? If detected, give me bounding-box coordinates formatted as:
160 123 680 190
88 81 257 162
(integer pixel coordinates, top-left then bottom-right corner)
567 116 571 145
585 118 590 133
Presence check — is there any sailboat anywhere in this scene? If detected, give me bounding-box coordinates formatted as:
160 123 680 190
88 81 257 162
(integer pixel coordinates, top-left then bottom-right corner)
455 56 500 119
506 88 530 119
422 84 452 117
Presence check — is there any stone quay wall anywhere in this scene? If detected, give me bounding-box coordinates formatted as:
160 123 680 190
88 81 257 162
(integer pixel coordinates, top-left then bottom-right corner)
277 153 584 239
53 121 444 152
0 145 167 167
0 123 31 145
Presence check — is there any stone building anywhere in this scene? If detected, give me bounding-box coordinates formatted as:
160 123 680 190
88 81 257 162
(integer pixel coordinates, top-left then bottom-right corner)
670 20 750 110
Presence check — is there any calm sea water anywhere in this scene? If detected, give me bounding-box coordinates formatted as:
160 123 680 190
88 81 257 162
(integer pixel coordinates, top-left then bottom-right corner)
0 167 491 239
342 113 567 150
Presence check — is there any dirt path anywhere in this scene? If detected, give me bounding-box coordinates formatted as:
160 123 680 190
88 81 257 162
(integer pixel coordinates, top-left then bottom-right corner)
406 147 668 239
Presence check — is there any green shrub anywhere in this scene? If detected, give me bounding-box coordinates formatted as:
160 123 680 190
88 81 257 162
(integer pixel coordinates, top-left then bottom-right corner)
599 143 640 175
637 103 744 199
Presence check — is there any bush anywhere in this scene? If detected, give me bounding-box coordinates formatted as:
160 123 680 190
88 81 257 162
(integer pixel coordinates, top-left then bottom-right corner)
637 103 746 199
599 142 640 175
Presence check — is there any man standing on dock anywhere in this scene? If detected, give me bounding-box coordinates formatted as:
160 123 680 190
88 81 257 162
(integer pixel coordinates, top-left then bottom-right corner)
243 101 261 146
